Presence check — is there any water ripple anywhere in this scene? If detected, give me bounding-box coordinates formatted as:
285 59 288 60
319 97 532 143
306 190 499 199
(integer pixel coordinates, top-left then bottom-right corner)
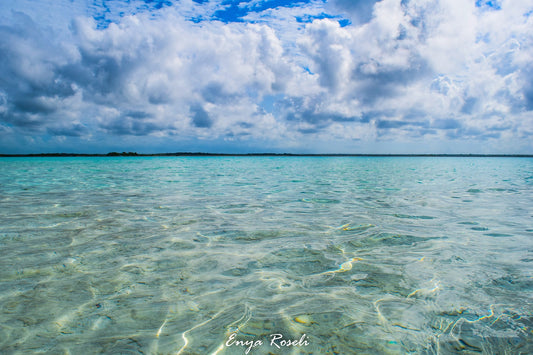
0 156 532 353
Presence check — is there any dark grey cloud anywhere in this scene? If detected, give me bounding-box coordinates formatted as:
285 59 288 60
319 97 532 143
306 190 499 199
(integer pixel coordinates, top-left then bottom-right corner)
125 110 152 120
98 110 162 136
0 111 47 131
201 81 238 104
99 117 167 136
279 96 359 129
47 123 89 137
147 85 171 105
190 104 212 128
352 57 430 104
67 54 135 104
64 18 155 105
0 12 167 140
12 97 57 115
374 111 464 138
298 127 321 134
77 55 124 95
287 110 359 125
0 12 77 126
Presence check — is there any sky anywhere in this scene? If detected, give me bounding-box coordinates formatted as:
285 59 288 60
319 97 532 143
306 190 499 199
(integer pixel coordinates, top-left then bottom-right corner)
0 0 532 154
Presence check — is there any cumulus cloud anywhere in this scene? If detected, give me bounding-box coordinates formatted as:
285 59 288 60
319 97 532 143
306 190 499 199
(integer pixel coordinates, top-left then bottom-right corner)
0 0 532 153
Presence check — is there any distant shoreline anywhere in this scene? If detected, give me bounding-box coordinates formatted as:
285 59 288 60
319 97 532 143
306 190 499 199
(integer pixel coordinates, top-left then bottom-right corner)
1 152 532 158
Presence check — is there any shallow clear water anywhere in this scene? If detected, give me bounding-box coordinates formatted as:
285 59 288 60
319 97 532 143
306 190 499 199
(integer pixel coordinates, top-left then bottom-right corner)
0 157 532 354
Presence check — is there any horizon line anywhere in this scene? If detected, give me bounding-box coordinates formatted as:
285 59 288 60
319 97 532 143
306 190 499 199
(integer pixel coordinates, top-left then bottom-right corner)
1 152 532 158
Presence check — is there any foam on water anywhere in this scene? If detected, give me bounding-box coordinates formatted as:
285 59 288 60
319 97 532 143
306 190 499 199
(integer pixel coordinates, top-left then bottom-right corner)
0 157 532 354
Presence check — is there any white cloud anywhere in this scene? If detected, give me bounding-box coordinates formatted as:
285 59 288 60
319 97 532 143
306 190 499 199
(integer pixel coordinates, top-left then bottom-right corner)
0 0 532 153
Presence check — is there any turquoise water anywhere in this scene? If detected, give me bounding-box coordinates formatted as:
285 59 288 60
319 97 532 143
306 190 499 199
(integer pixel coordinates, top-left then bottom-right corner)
0 157 532 354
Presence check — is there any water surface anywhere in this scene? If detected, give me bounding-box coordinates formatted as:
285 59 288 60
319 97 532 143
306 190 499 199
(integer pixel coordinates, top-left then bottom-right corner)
0 157 532 354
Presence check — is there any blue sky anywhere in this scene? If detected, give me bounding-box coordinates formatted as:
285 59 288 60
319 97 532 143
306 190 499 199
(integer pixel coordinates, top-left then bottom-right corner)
0 0 532 153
